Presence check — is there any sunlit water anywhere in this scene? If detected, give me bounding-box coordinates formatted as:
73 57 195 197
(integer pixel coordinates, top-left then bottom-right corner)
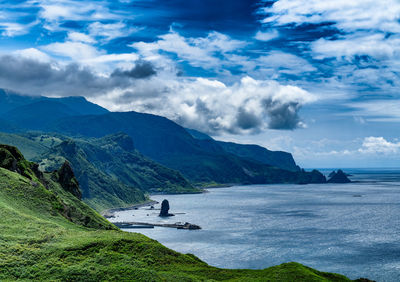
111 169 400 281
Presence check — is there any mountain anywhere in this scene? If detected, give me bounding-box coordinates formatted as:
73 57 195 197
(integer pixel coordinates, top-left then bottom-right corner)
0 89 108 130
0 132 49 159
36 133 198 210
0 131 198 210
48 111 323 185
0 144 353 281
0 118 17 132
0 88 37 113
37 139 147 211
0 91 325 186
186 128 299 171
2 100 80 130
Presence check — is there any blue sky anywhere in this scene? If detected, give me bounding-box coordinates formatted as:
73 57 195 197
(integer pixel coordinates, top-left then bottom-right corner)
0 0 399 168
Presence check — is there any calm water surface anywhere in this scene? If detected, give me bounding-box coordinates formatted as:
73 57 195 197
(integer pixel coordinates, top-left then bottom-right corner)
112 170 400 281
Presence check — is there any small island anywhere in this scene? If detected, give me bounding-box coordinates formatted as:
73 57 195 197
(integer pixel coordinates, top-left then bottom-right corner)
327 170 352 183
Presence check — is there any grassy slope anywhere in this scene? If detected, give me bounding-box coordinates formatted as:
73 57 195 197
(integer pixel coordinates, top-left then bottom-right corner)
0 132 50 159
48 112 321 185
0 166 355 281
0 132 199 211
38 140 147 211
39 134 199 195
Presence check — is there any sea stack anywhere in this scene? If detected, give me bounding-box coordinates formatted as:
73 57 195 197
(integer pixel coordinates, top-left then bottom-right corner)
327 170 351 183
159 199 174 217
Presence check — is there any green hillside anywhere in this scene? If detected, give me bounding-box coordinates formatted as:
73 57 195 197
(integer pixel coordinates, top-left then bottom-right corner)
37 134 200 210
0 91 327 187
0 144 357 281
48 112 326 185
37 139 147 211
0 132 199 211
186 128 299 172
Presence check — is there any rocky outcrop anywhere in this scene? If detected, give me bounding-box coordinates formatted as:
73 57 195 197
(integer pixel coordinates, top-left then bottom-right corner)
327 170 351 183
177 222 201 230
297 169 327 184
57 161 82 199
0 144 43 181
159 199 174 217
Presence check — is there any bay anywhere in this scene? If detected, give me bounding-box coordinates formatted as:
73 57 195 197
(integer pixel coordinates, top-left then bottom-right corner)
112 169 400 281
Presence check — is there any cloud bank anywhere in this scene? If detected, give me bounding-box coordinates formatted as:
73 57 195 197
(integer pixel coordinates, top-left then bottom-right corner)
0 53 315 134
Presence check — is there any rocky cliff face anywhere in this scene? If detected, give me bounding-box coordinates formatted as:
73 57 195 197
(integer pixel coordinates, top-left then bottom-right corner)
0 144 84 200
56 161 82 199
0 144 43 181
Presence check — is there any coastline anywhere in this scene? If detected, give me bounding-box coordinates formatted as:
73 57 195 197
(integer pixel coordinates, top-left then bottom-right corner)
101 200 159 217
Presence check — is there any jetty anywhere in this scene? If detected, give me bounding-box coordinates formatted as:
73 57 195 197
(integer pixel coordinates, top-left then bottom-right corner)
113 221 201 230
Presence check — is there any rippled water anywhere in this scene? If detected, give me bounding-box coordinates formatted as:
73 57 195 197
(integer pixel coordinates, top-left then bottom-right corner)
112 170 400 281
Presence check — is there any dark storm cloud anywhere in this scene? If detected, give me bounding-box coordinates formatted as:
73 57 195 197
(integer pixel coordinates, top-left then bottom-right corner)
236 108 261 130
263 99 302 130
111 60 156 79
0 55 154 97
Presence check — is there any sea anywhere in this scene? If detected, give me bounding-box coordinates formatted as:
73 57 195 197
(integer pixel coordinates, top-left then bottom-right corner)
111 169 400 281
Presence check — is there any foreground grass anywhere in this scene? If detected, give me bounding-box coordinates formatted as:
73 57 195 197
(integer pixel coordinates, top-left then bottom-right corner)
0 167 356 281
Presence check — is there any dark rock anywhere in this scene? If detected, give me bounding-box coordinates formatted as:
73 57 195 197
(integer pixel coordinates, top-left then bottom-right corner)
308 169 327 183
296 169 326 184
0 144 23 172
177 222 201 230
159 199 174 217
327 170 351 183
57 161 82 199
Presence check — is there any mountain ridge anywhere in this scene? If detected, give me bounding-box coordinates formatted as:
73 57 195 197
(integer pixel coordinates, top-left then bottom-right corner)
0 89 327 188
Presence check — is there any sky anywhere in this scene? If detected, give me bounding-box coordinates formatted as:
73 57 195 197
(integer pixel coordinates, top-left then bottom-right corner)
0 0 399 168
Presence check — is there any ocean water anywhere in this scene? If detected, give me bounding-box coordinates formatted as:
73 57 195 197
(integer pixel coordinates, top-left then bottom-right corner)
112 170 400 281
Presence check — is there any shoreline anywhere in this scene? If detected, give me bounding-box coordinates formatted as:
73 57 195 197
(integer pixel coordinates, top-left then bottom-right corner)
101 186 233 216
101 200 159 217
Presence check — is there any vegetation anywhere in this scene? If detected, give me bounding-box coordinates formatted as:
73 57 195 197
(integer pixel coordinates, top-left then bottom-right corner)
0 91 328 188
0 147 356 281
47 111 326 185
186 128 299 172
0 132 199 211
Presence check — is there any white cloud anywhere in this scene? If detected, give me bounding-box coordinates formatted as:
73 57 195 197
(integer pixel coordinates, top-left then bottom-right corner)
68 32 95 43
83 53 139 64
261 0 400 74
312 33 400 60
254 30 279 41
94 76 316 134
359 137 400 154
13 48 52 63
256 51 316 74
0 22 34 37
261 0 400 33
131 30 247 69
42 41 103 61
88 22 138 42
34 0 124 29
344 100 400 122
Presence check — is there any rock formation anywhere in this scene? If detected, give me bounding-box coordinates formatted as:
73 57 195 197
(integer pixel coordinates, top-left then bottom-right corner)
57 161 82 199
0 144 43 180
297 169 327 184
327 170 351 183
159 199 174 217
